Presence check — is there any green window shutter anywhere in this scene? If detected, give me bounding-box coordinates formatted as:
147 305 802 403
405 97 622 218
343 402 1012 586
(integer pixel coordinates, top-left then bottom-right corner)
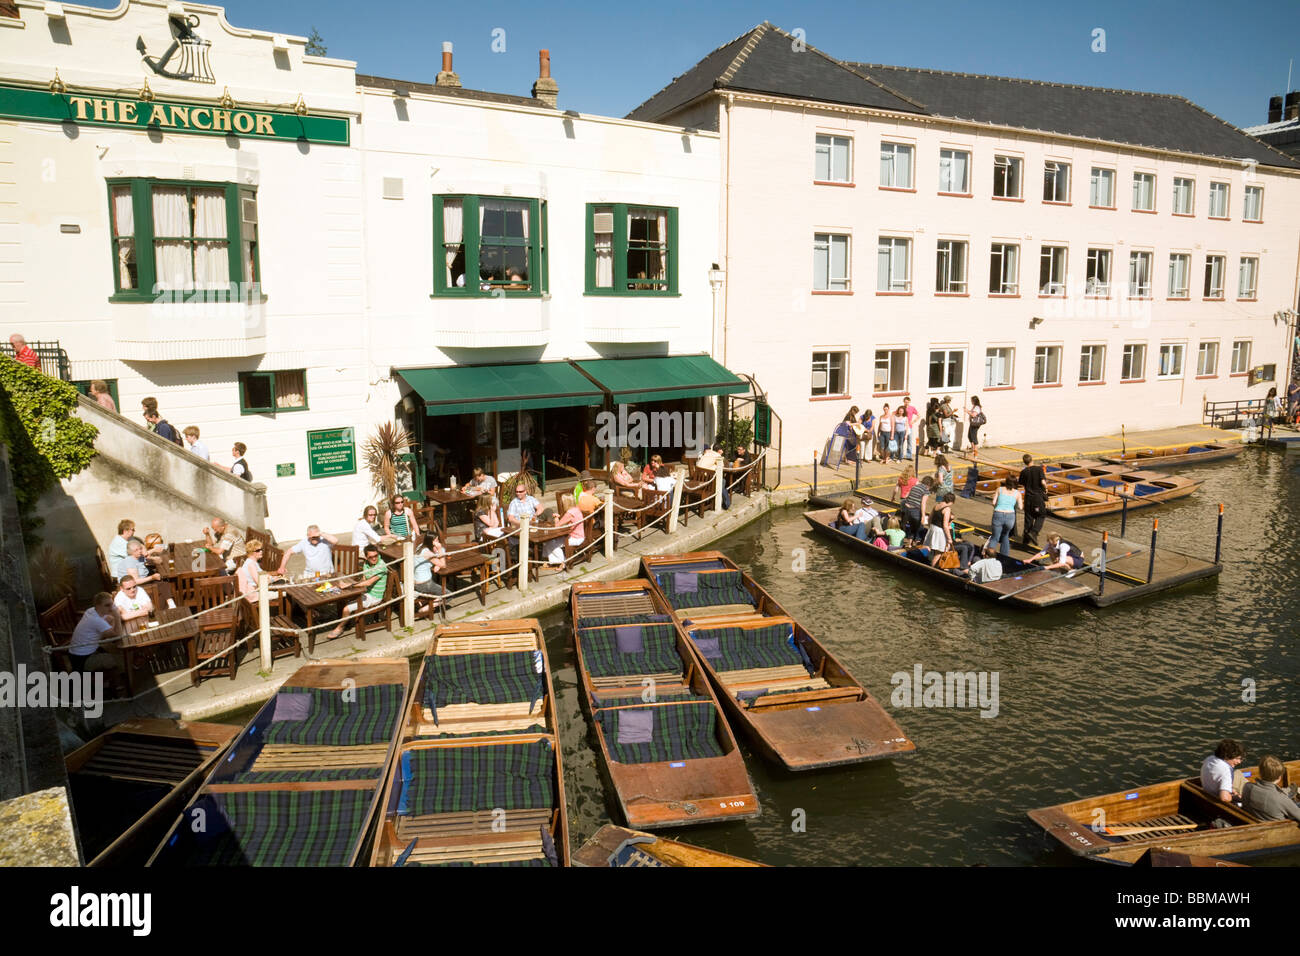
463 195 481 293
667 206 679 295
431 195 445 295
583 203 595 294
540 199 549 294
238 371 277 414
223 182 242 285
613 202 629 291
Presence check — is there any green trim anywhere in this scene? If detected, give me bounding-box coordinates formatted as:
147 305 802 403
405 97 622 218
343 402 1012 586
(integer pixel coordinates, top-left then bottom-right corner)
397 362 603 416
238 369 308 416
432 195 547 297
73 379 120 408
574 355 748 404
0 84 349 145
584 203 679 296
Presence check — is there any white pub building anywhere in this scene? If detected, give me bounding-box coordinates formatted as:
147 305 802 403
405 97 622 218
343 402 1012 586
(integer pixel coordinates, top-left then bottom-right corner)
0 0 738 537
630 23 1300 462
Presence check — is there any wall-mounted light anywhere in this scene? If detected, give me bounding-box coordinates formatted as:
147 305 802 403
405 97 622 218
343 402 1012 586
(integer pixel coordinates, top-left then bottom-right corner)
292 94 308 116
708 267 725 292
219 86 235 109
1029 316 1044 330
139 77 155 101
49 69 66 94
401 395 416 413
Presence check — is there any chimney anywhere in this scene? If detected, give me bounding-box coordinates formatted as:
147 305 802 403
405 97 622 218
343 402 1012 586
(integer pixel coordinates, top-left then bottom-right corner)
1286 90 1300 121
1268 95 1284 124
435 41 462 88
532 49 558 107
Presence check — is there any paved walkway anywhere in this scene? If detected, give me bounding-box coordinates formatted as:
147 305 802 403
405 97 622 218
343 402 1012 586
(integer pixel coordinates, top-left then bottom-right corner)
771 421 1244 502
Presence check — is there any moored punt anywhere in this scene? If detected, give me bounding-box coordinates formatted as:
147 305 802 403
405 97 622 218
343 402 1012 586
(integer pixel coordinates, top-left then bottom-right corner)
1100 442 1242 468
640 552 916 771
66 718 239 866
1028 760 1300 865
149 660 409 866
1037 467 1201 519
570 581 759 829
572 824 764 867
804 506 1093 609
1136 849 1245 867
370 620 567 867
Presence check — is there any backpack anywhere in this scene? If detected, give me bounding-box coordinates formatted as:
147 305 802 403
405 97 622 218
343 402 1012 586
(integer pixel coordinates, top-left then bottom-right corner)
233 457 253 482
157 419 184 447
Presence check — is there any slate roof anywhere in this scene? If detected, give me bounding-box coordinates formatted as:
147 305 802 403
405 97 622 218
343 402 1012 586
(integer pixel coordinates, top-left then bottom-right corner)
627 22 1299 169
356 73 553 110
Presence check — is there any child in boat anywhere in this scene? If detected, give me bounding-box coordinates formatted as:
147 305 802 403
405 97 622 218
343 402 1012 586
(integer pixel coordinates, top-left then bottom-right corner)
882 516 907 551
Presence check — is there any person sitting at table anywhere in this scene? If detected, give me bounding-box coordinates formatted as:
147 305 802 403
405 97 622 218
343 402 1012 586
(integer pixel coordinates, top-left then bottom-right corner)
732 446 752 470
653 465 676 494
113 575 155 633
325 544 388 640
352 505 382 547
696 443 731 509
276 525 337 578
506 483 540 529
385 494 420 541
611 460 638 491
119 539 161 585
640 455 664 488
68 592 127 694
202 516 246 572
108 519 135 579
573 471 601 515
412 532 447 614
461 467 497 499
474 494 504 541
236 539 265 602
543 493 586 566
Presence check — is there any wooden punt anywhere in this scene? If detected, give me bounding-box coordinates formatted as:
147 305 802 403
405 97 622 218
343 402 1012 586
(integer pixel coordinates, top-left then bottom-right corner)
1100 442 1242 468
1028 760 1300 865
570 580 759 829
572 824 764 867
148 660 409 866
804 505 1093 609
640 551 917 771
66 718 238 866
1136 849 1245 867
369 619 568 867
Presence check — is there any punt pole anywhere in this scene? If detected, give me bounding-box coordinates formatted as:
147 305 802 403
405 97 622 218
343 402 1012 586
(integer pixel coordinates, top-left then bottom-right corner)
1214 503 1224 564
813 453 818 497
1147 517 1158 584
1120 495 1129 537
1098 531 1108 599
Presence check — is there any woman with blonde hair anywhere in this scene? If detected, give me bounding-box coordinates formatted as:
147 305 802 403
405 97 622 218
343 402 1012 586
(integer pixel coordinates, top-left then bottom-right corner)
611 460 637 490
892 464 917 503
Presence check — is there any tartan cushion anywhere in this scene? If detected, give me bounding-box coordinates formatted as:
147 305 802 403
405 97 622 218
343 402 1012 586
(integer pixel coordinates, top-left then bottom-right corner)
229 768 382 785
261 684 405 746
656 569 743 594
399 740 555 814
595 688 702 708
174 789 375 866
666 585 754 609
596 702 724 764
689 623 804 672
578 624 681 677
578 614 671 628
424 651 544 714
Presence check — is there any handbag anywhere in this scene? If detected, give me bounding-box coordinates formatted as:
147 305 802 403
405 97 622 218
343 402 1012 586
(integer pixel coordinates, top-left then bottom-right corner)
888 438 898 453
936 550 961 570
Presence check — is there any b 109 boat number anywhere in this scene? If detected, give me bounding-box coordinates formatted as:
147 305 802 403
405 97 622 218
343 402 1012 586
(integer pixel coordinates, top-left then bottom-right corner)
719 800 747 809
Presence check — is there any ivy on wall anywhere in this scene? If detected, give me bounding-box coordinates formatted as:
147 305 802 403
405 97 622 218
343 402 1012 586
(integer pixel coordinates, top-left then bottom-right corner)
0 361 98 536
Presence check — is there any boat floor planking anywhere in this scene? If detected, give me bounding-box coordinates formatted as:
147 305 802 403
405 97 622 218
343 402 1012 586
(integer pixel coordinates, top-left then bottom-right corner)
1100 442 1242 468
1028 760 1300 865
572 824 764 867
148 660 410 867
640 553 916 771
804 507 1093 609
571 581 760 829
66 718 239 867
370 620 568 867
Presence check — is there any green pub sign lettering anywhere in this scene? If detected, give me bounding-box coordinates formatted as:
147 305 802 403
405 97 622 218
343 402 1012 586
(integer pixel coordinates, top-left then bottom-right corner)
306 428 356 479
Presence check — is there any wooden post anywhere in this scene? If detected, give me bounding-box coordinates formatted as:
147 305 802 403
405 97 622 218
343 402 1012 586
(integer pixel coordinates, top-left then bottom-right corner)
604 490 614 560
1214 503 1224 564
812 453 818 497
713 462 723 512
518 516 530 593
667 467 686 534
1147 517 1158 584
401 538 415 625
1097 531 1108 599
258 571 271 671
1120 495 1129 537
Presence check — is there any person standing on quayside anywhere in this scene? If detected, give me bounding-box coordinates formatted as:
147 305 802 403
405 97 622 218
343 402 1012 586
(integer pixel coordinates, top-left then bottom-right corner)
1018 453 1047 548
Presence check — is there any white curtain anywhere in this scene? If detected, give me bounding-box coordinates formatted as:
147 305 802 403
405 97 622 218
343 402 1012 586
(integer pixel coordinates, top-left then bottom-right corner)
518 202 529 241
274 369 306 409
594 210 613 287
112 187 135 289
654 210 667 279
192 188 229 290
152 187 192 291
443 199 463 283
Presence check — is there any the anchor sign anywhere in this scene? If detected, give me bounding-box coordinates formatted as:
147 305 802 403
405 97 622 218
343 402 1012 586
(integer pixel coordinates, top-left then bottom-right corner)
137 12 215 84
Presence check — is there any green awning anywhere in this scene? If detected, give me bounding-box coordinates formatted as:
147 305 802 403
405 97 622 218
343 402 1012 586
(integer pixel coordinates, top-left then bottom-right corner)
575 355 749 405
397 362 604 416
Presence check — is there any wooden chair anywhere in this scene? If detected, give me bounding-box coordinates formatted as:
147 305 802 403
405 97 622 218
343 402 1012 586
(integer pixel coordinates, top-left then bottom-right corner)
250 600 302 662
334 544 360 577
194 575 239 632
142 580 176 611
38 597 78 671
194 605 247 684
561 512 598 570
95 547 114 590
352 564 402 642
245 526 274 547
172 568 221 612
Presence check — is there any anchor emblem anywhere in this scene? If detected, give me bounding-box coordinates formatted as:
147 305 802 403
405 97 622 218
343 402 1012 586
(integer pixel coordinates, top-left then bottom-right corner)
136 12 215 83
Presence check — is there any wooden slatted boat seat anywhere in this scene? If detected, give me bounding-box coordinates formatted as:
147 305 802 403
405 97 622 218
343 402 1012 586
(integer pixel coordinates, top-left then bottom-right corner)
435 633 538 655
680 603 761 619
589 670 682 689
590 681 690 702
718 664 819 686
575 592 655 617
1107 813 1200 841
416 700 548 737
396 808 553 839
78 738 209 785
393 831 547 866
251 743 389 772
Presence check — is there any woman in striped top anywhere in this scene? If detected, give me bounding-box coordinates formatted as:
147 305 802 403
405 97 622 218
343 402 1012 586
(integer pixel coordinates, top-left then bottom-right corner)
384 494 421 540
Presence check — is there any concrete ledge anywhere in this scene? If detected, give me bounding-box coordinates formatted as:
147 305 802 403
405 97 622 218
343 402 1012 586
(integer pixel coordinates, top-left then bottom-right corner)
0 788 80 867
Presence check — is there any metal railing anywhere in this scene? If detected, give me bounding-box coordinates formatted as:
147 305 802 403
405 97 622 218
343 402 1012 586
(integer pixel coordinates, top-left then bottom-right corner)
0 340 71 381
1202 397 1266 429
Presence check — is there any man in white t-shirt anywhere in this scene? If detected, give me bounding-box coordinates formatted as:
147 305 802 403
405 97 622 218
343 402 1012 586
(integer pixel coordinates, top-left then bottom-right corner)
1200 738 1245 803
113 576 155 633
966 547 1004 584
68 593 127 693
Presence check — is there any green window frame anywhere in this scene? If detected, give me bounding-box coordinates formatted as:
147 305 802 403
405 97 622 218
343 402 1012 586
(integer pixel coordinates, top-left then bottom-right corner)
106 178 260 302
584 203 679 296
73 378 120 407
238 369 308 415
431 195 547 297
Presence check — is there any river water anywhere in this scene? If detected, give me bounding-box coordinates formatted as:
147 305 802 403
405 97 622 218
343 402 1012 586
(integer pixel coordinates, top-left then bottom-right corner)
541 448 1300 865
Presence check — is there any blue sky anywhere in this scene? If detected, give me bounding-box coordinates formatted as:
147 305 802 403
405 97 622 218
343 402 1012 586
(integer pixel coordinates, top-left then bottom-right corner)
84 0 1295 128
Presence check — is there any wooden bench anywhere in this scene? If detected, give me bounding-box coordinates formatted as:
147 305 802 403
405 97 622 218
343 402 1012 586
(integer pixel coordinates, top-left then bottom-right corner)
250 743 389 772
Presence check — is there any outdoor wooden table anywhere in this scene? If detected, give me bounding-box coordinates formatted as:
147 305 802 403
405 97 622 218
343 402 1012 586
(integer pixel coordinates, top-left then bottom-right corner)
378 541 494 604
160 544 223 578
119 606 199 696
425 489 480 533
525 525 575 580
278 580 367 631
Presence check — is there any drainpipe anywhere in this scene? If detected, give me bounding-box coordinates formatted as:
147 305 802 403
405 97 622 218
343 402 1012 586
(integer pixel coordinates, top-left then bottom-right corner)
723 94 733 369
